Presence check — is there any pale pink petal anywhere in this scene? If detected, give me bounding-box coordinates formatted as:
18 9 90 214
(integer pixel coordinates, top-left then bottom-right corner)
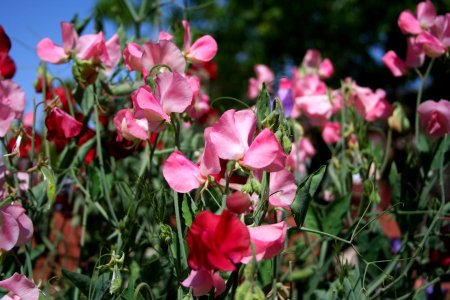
242 128 286 172
234 109 257 149
163 151 204 193
2 205 33 247
255 64 275 84
156 71 193 114
132 86 170 132
158 31 173 41
241 222 287 264
181 270 213 297
0 208 20 251
113 109 149 141
0 273 39 300
417 0 436 29
322 122 341 144
248 77 259 99
141 40 186 75
36 38 69 64
182 20 191 52
76 33 105 61
382 51 407 77
187 35 218 64
416 32 446 58
0 109 14 137
418 99 450 136
210 109 247 160
405 37 425 68
302 49 321 69
123 43 144 72
103 34 121 74
319 58 334 79
61 22 77 53
199 128 221 176
398 10 422 34
269 170 297 208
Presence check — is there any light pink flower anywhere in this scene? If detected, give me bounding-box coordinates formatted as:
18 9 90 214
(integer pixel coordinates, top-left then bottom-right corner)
132 71 192 132
302 49 334 79
417 99 450 137
113 109 149 142
0 205 33 251
0 273 39 300
241 222 287 264
248 64 275 99
350 82 393 122
0 80 25 137
181 269 225 297
209 109 286 172
286 137 316 175
163 129 220 193
416 14 450 58
322 122 341 144
123 43 144 72
182 20 218 64
295 91 341 126
140 40 186 76
397 0 436 34
186 75 210 119
269 170 297 208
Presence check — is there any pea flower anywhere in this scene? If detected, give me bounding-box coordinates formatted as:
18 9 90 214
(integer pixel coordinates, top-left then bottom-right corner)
0 205 33 251
417 99 450 137
0 273 39 300
0 80 25 137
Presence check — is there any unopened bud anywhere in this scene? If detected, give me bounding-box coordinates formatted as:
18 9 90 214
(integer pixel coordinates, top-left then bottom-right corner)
388 103 410 133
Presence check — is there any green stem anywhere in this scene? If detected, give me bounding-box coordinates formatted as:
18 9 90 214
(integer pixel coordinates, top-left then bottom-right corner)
173 190 187 271
414 59 434 142
300 226 351 244
380 128 392 174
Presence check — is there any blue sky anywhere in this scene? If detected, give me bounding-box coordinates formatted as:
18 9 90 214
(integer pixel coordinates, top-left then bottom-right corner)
1 1 98 113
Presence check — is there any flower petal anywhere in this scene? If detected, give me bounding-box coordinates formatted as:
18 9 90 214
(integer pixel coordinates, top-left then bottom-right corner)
37 38 68 64
163 151 204 193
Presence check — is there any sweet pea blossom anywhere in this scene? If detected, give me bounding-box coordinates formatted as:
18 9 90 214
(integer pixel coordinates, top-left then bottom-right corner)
0 80 25 137
287 137 316 175
383 37 425 77
322 122 341 144
417 99 450 137
113 109 149 142
397 0 436 35
209 109 286 172
187 210 250 271
301 49 334 79
163 129 220 193
350 81 393 122
248 64 275 99
241 222 287 263
0 26 16 79
0 205 33 251
182 20 218 65
0 273 39 300
181 269 225 297
132 71 192 132
45 107 83 142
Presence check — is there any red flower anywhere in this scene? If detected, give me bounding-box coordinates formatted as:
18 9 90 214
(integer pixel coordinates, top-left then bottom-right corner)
45 107 82 142
0 54 16 79
8 127 42 158
0 26 12 55
187 210 250 272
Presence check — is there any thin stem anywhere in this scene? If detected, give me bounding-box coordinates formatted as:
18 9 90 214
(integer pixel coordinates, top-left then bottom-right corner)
380 128 392 174
300 226 351 244
414 59 434 141
173 190 187 272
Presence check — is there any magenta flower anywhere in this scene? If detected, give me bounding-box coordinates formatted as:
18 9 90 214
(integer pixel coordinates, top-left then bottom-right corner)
417 99 450 137
0 80 25 137
240 222 287 264
0 205 33 251
209 109 287 172
113 109 149 142
383 37 425 77
0 273 39 300
182 20 218 64
397 0 436 35
132 71 192 132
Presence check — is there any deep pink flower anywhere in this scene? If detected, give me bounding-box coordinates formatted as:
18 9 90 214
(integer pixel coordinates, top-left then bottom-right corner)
397 0 436 35
0 205 33 251
181 269 225 297
248 64 275 99
350 82 393 122
182 20 218 64
187 210 250 271
383 37 425 77
418 99 450 137
186 75 211 119
209 109 287 172
0 80 25 137
45 107 82 141
132 71 192 132
322 122 341 144
0 273 39 300
241 222 287 264
113 108 149 142
226 191 253 214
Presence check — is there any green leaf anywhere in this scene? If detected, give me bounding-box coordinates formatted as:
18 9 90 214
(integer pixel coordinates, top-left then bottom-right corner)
62 269 92 296
431 135 450 170
323 195 351 235
256 83 270 130
91 272 110 300
291 165 327 227
182 195 193 227
40 166 56 210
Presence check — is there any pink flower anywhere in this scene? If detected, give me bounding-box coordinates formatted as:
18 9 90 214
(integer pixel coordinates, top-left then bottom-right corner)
350 82 393 122
269 170 297 208
295 91 341 126
322 122 341 144
187 210 250 271
163 128 220 193
0 205 33 251
416 14 450 58
0 273 39 300
0 80 25 137
397 0 436 35
241 222 287 264
182 20 218 64
123 43 144 72
209 109 287 172
113 109 149 142
301 49 334 79
37 22 120 73
181 269 225 297
383 37 425 77
186 75 211 119
248 64 275 99
286 137 316 175
132 71 192 132
141 40 186 76
417 99 450 137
